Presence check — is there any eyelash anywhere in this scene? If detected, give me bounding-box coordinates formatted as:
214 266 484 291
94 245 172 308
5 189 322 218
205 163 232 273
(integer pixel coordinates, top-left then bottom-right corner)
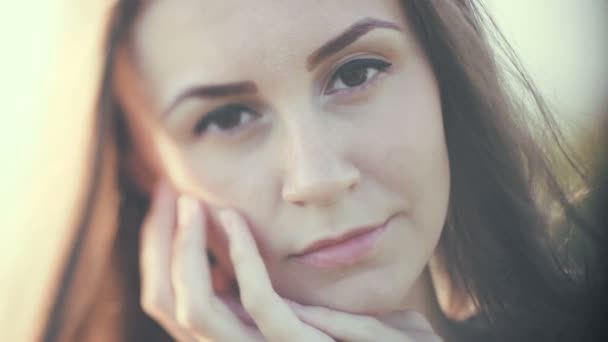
192 57 392 136
193 103 259 136
324 57 392 96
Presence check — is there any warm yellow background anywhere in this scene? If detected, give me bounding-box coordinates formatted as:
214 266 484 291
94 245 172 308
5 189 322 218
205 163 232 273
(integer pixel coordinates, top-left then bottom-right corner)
0 1 114 341
0 1 605 340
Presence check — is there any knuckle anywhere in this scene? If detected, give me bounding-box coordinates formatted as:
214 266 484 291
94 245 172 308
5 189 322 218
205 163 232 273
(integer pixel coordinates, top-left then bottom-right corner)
175 308 199 331
141 294 171 319
141 288 171 310
175 300 214 333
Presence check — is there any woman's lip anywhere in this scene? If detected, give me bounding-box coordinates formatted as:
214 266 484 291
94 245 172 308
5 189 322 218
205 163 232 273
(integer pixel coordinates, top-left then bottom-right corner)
291 215 395 268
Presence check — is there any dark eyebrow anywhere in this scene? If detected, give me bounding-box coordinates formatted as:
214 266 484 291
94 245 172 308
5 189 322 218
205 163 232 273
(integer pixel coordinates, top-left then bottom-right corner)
163 18 400 117
163 81 258 117
306 17 402 71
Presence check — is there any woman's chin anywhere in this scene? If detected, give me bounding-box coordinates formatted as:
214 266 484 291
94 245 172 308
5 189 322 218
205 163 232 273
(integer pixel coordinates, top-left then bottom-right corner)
285 283 407 316
273 260 423 315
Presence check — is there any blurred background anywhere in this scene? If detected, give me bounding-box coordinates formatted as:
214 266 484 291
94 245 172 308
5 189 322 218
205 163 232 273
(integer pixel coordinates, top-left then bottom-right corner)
0 1 606 340
487 0 607 130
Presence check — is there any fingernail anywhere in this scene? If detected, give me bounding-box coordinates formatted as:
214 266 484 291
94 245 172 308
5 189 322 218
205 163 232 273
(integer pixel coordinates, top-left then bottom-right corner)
177 195 199 226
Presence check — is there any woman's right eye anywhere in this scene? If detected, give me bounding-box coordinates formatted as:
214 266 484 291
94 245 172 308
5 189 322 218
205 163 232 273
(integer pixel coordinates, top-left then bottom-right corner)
193 104 260 136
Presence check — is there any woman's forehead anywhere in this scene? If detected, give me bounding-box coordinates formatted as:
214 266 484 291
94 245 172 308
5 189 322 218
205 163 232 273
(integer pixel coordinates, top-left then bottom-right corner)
130 0 407 62
126 0 409 109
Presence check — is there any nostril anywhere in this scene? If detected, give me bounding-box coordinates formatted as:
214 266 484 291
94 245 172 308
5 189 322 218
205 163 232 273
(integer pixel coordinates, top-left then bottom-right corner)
282 162 360 206
290 199 306 207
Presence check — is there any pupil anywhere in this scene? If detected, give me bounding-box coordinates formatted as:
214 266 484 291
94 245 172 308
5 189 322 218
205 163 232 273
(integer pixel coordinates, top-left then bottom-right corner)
340 68 367 87
216 109 242 129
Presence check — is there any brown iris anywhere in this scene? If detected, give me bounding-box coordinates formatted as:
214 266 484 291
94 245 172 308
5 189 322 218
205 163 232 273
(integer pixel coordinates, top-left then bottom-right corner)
340 68 368 87
327 58 392 94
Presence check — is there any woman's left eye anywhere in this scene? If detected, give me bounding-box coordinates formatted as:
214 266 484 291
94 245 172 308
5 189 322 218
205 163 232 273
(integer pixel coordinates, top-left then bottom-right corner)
324 58 392 95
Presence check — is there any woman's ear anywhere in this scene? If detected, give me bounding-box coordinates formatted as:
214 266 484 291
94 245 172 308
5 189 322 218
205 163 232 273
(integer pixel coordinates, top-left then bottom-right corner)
428 247 478 321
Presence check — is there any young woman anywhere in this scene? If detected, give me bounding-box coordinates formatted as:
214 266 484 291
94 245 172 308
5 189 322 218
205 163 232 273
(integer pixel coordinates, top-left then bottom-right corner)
43 0 602 341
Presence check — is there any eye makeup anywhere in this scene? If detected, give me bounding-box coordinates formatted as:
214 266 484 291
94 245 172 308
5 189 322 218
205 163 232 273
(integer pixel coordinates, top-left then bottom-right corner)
193 103 261 136
187 55 394 140
324 57 393 96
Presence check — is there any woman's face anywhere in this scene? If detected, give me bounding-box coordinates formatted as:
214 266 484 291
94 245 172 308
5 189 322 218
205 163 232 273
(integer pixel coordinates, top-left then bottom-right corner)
121 0 450 315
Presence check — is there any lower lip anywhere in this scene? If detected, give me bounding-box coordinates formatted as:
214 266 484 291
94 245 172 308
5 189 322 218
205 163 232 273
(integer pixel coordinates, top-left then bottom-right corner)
294 217 393 269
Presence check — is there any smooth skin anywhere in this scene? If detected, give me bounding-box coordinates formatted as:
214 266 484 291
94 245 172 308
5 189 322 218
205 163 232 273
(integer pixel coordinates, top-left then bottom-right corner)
139 183 441 341
120 0 452 340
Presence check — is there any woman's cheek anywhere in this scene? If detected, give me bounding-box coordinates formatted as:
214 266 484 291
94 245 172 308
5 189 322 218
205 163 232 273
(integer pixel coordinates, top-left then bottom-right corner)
187 154 277 244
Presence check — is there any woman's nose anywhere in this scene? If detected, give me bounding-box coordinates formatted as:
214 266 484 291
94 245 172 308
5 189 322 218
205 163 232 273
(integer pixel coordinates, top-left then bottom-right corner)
281 126 360 207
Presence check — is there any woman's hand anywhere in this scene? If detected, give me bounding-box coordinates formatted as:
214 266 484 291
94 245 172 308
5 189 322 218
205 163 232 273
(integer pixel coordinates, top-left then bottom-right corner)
139 182 441 341
219 210 442 342
286 302 442 342
139 183 328 341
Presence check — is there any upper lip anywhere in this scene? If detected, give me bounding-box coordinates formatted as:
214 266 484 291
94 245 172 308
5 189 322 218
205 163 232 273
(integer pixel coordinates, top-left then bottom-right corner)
291 215 394 257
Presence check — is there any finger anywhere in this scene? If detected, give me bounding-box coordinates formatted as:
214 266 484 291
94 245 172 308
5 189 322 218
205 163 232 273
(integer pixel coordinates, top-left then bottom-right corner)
139 183 195 341
173 195 213 303
219 210 332 342
172 196 262 341
139 182 176 319
381 310 435 332
287 303 442 342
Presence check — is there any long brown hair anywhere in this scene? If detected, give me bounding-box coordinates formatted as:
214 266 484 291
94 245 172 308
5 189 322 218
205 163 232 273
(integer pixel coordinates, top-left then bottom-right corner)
44 1 603 341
